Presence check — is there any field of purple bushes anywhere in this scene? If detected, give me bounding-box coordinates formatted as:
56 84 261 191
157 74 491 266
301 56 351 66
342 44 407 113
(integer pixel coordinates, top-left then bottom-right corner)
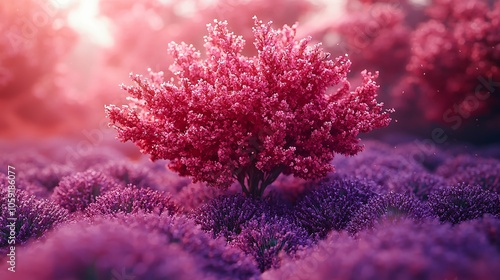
1 138 499 280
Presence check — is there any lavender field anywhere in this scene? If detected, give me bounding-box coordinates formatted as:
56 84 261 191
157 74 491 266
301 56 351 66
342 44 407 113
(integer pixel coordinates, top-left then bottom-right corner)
1 0 499 279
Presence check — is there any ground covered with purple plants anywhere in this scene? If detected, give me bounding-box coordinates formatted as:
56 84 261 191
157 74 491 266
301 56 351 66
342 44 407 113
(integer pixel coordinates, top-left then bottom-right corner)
1 137 499 280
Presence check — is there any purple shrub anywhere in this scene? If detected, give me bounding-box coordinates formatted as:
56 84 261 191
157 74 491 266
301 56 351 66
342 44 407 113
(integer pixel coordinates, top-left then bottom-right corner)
0 188 68 249
385 172 446 201
392 142 449 172
84 186 180 217
263 175 311 204
294 178 377 237
233 214 312 272
260 192 295 218
22 164 73 192
331 140 392 170
347 192 434 234
51 170 121 212
265 219 500 280
0 149 49 172
63 148 124 171
363 156 425 188
335 149 425 188
193 194 261 241
1 219 203 280
428 183 500 224
448 165 500 194
97 161 161 189
138 159 194 193
0 172 48 198
176 182 232 213
112 213 260 280
460 215 500 252
435 155 500 178
15 182 49 199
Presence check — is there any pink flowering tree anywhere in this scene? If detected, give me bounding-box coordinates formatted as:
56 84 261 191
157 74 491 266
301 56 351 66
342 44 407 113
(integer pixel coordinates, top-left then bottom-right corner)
407 0 500 123
106 17 392 197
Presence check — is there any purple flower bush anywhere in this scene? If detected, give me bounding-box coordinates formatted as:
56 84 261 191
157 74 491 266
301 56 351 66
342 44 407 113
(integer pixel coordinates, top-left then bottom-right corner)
193 194 262 240
84 186 180 217
385 172 446 201
0 219 205 280
347 192 434 234
428 183 500 224
0 187 68 252
460 214 500 252
176 182 232 213
293 177 377 237
448 165 500 194
233 214 312 272
51 170 120 212
332 141 426 188
22 164 73 193
391 142 449 172
264 219 500 280
1 136 499 278
436 154 500 178
95 161 161 189
112 212 260 279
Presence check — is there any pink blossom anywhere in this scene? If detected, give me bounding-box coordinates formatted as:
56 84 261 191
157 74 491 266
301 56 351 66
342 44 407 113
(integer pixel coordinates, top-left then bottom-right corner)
106 17 392 197
407 0 500 123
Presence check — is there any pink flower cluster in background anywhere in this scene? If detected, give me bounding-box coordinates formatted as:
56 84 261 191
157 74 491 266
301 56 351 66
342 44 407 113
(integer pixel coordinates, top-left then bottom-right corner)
310 0 500 142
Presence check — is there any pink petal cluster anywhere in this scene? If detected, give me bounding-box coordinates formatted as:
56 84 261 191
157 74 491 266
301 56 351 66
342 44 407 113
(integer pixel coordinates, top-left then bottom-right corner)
334 2 411 80
407 0 500 122
300 0 499 141
106 17 391 197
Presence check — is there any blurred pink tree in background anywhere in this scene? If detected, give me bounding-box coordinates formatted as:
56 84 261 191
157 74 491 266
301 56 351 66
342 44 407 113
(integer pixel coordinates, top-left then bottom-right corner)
304 0 500 142
1 0 498 143
406 0 500 125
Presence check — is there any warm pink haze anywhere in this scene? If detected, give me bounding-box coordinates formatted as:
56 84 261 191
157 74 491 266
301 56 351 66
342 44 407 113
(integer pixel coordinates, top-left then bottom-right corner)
1 1 500 279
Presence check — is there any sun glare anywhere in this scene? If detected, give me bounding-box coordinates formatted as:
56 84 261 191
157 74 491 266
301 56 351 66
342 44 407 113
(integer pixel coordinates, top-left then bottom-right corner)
62 0 113 47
